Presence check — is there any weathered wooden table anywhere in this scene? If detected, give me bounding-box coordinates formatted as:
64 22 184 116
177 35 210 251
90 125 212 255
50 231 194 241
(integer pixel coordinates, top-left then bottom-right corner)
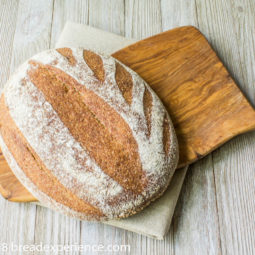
0 0 254 254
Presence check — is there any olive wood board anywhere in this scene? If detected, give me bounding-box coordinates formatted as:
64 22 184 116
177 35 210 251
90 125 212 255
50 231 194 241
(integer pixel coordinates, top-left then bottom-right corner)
0 26 255 203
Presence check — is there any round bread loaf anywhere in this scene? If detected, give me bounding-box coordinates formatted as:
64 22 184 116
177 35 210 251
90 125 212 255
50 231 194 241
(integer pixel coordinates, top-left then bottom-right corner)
0 48 178 221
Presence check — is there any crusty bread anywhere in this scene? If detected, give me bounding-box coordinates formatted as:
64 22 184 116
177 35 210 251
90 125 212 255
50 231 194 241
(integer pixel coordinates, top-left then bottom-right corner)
0 48 178 220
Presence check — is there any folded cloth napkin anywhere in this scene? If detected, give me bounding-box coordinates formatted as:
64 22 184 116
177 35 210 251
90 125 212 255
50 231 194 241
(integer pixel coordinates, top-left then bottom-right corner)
55 21 188 239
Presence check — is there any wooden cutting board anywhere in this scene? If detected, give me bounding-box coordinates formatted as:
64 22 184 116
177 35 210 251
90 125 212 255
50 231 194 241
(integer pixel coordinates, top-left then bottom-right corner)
1 26 255 202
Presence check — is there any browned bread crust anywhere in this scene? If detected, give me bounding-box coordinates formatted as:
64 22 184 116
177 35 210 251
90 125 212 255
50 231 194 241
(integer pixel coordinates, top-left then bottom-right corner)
0 48 178 220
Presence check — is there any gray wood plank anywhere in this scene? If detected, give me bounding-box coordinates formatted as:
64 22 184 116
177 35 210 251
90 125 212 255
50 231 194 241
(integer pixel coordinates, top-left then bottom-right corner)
161 1 222 255
173 159 222 255
10 0 53 68
195 0 255 254
50 0 89 47
125 0 162 39
88 0 125 36
161 0 197 30
0 1 54 255
0 0 19 89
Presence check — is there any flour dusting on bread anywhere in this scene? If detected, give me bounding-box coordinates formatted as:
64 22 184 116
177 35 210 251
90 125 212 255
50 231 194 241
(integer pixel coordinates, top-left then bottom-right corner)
0 48 178 220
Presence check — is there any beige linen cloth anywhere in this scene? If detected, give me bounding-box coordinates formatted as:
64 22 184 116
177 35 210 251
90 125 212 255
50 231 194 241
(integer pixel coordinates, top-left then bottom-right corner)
54 21 188 240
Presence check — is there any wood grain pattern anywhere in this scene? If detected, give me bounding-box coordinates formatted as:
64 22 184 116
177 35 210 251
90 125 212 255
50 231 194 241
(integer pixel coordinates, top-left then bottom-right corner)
0 0 255 254
113 26 255 167
0 152 34 202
